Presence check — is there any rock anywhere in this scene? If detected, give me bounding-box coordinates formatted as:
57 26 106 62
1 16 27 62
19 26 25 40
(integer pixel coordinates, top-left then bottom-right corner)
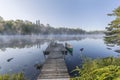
107 47 112 50
115 50 120 53
7 58 14 62
80 48 84 51
34 64 42 70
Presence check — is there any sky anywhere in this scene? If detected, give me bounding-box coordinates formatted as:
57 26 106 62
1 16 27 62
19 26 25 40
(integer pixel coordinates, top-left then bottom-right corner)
0 0 120 31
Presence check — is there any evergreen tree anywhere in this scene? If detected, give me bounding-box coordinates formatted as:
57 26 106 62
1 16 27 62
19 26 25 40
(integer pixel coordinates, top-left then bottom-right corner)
105 6 120 45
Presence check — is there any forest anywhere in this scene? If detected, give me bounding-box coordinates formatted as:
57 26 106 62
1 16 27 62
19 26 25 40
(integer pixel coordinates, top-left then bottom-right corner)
0 16 105 35
0 17 86 35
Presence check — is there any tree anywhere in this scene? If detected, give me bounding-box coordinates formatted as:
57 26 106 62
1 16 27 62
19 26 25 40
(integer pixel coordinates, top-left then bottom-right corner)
105 6 120 45
0 16 87 35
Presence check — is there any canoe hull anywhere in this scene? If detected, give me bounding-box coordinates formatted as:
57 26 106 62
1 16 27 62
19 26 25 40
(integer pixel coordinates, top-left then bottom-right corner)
66 47 73 53
65 43 73 53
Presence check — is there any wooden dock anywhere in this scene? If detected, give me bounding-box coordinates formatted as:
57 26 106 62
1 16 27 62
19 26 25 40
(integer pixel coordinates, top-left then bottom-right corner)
37 42 70 80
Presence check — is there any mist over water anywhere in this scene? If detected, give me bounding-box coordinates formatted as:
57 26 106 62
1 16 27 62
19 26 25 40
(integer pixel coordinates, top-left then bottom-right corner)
0 34 104 50
1 34 119 79
0 34 104 42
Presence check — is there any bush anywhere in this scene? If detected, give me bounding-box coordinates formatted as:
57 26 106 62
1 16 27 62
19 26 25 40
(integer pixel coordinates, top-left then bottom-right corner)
71 57 120 80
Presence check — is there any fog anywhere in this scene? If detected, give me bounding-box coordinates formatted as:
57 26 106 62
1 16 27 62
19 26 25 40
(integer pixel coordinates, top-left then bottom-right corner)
0 34 104 41
0 34 104 49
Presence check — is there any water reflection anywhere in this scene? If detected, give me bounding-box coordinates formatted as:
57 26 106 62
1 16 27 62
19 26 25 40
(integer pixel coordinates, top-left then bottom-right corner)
0 34 118 79
0 35 103 50
0 35 88 79
0 39 48 51
63 37 120 77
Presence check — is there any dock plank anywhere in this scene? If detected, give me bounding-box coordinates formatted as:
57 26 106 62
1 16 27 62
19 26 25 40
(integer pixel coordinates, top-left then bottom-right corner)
37 43 69 80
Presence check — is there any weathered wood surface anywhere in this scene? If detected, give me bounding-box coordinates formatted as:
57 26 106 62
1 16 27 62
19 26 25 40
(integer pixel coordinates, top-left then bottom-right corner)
37 43 70 80
44 43 67 54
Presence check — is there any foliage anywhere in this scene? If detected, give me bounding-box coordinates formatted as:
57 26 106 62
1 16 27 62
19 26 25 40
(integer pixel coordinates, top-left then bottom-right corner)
87 30 105 34
0 73 26 80
105 6 120 45
0 16 86 35
71 57 120 80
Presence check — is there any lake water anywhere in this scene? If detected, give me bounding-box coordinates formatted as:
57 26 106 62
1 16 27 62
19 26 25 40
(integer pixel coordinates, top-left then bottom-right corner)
0 35 120 80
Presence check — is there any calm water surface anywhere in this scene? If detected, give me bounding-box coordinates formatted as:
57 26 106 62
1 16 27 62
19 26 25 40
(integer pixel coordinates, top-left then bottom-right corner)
0 35 119 80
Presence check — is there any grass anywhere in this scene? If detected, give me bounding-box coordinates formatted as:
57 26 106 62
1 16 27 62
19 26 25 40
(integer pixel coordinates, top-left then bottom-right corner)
0 73 26 80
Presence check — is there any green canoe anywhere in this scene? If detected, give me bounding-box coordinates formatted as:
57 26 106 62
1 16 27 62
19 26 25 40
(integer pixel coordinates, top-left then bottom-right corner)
65 43 73 53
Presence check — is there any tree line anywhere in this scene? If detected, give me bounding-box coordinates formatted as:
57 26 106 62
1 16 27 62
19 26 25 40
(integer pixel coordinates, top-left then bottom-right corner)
0 16 86 35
